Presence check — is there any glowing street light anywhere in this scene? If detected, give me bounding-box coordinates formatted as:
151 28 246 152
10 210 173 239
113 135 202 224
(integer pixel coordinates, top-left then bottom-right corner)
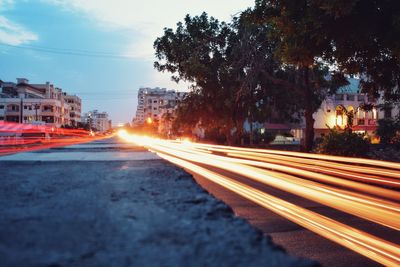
146 117 153 124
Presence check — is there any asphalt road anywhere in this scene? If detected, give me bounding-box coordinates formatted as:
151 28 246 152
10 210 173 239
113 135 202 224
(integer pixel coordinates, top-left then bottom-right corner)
0 138 316 267
114 132 400 267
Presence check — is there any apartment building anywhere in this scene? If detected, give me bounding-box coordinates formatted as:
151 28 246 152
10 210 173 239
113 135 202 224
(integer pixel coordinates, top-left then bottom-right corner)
132 87 187 126
0 78 82 128
82 110 112 133
63 93 82 126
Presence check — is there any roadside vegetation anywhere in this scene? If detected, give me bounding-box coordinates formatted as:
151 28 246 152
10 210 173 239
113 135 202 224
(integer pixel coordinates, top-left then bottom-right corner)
153 0 400 155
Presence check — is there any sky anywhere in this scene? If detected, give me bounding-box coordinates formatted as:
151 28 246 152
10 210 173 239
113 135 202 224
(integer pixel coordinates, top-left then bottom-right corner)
0 0 255 124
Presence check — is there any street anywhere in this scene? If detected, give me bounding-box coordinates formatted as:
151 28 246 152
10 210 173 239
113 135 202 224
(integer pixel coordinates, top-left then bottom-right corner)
117 132 400 267
0 138 314 267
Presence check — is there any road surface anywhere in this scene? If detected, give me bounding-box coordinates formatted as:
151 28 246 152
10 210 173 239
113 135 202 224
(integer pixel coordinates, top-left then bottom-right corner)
117 131 400 267
0 138 315 267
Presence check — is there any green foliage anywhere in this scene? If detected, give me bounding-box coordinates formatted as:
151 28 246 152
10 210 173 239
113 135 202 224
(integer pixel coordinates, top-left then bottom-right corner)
316 129 370 157
255 0 400 102
376 118 400 145
154 13 241 143
154 2 400 148
251 1 349 151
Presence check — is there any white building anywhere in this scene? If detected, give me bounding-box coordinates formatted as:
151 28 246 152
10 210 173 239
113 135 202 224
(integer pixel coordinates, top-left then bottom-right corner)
295 78 400 140
82 110 112 133
132 87 186 126
0 78 82 128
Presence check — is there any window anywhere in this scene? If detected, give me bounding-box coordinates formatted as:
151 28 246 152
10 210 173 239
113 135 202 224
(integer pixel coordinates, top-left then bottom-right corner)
24 105 28 109
153 107 157 110
357 95 365 102
0 105 4 109
384 107 392 119
42 105 54 112
347 95 355 101
0 116 4 120
335 94 344 101
153 100 157 103
7 105 19 111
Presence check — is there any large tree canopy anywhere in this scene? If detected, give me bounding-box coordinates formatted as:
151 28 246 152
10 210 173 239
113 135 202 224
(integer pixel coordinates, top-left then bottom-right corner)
254 0 400 101
154 13 243 143
154 12 307 145
251 1 348 150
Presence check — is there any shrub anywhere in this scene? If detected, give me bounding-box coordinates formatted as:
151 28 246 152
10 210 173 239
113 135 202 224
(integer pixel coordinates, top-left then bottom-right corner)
376 118 400 145
316 129 369 157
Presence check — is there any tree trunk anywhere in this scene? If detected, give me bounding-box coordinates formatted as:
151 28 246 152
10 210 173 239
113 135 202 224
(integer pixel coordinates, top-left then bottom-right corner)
303 68 315 152
304 103 315 152
249 118 254 146
222 127 234 146
235 119 245 146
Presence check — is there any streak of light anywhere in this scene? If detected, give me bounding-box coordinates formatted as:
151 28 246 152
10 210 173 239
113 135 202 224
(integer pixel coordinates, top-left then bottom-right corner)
184 142 400 171
182 143 400 183
117 132 400 230
157 152 400 267
163 142 400 201
0 122 112 155
226 151 400 188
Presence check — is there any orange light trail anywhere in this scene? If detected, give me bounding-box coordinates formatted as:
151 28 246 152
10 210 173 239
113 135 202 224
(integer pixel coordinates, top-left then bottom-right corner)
118 131 400 266
158 153 400 267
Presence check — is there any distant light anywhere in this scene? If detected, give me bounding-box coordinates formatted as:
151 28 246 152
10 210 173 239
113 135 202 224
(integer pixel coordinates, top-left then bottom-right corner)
146 117 153 124
117 123 124 127
117 129 127 137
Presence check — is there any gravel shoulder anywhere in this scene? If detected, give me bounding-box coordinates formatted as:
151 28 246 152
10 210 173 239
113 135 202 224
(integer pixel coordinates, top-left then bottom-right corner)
0 158 317 267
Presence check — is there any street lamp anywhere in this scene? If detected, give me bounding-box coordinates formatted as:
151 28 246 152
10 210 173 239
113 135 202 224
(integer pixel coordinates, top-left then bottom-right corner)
146 117 153 124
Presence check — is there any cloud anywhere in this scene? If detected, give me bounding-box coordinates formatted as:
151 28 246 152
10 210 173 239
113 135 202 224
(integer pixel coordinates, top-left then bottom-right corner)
41 0 254 59
0 0 14 10
0 15 38 45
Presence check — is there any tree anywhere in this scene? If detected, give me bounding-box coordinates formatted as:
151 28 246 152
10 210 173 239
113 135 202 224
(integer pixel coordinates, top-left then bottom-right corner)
252 1 348 151
154 13 257 144
309 0 400 102
376 117 400 145
255 0 400 105
336 104 354 130
227 10 294 145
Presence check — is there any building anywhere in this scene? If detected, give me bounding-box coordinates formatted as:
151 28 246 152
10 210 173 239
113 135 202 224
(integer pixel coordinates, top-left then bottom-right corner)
0 78 82 128
132 87 187 126
82 110 112 133
63 93 82 126
293 78 400 140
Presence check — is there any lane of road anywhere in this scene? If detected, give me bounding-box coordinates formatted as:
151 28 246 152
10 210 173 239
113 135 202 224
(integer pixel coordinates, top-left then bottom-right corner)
117 131 400 266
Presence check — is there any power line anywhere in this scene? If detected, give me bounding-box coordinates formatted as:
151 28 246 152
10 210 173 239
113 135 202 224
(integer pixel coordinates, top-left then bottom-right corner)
0 42 138 59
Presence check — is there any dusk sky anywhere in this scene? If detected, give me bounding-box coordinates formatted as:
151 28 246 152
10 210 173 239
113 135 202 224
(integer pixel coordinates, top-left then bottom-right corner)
0 0 254 124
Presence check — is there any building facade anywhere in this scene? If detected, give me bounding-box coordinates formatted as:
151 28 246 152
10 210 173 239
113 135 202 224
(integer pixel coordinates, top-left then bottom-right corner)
63 94 82 126
0 78 82 128
293 78 400 140
82 110 112 133
132 87 187 127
